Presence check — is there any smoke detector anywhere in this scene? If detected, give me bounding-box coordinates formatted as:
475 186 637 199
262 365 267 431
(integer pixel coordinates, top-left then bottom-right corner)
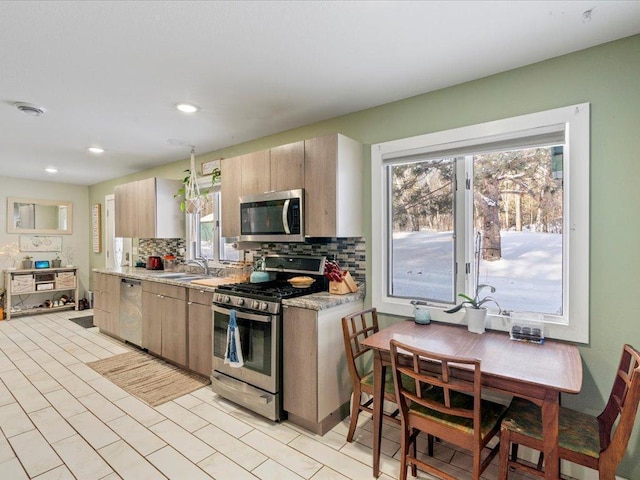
14 102 47 117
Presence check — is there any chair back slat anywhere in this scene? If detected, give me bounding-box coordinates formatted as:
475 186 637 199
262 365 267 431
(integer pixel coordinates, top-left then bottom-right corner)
390 339 482 433
342 308 379 384
598 344 640 459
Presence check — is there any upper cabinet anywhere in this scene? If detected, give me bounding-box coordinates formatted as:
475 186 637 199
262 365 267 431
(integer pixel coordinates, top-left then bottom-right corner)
304 134 362 238
115 177 184 238
220 134 362 239
270 141 304 192
221 143 306 237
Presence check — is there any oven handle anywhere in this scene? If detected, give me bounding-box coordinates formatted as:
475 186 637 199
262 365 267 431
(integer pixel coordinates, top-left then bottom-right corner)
212 304 274 323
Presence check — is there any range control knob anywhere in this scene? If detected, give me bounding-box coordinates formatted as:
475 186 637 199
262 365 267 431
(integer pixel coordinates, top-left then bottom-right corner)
252 300 260 309
222 296 231 303
236 298 245 306
260 302 269 311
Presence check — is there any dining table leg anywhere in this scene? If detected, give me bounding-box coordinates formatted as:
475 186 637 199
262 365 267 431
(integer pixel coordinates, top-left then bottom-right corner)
541 391 561 479
371 351 384 478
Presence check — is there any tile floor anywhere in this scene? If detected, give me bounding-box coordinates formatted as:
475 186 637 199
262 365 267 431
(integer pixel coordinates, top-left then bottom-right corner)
0 310 543 480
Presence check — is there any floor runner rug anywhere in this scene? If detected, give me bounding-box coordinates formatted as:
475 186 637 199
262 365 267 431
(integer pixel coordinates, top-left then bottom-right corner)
87 350 210 406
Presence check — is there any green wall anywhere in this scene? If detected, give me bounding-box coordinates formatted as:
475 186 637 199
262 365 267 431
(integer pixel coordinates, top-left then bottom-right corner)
90 34 640 477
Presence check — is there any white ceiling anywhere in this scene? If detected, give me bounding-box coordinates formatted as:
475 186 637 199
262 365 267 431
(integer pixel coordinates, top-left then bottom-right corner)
1 1 640 186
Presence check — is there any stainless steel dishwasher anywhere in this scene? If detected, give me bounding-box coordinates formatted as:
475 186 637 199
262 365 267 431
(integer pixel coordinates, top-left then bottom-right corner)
120 278 142 347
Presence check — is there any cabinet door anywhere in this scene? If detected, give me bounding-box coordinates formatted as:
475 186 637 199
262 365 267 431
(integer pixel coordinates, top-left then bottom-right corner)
188 301 213 376
271 141 304 191
136 177 157 238
304 134 338 237
241 150 271 196
114 181 137 238
221 157 242 237
283 306 318 420
142 290 163 355
94 273 120 336
161 295 188 367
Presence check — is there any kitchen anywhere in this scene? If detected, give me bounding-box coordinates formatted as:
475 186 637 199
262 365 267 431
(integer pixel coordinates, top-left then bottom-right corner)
1 2 640 479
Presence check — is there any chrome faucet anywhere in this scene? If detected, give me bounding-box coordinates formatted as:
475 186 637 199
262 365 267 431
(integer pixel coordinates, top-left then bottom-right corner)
187 257 209 276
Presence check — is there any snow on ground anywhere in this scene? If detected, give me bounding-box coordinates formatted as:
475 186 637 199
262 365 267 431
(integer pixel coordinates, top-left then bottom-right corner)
392 230 562 314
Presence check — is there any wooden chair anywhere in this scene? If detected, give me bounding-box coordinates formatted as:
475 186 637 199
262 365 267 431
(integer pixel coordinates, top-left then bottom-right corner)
341 308 402 442
498 343 640 480
390 339 507 480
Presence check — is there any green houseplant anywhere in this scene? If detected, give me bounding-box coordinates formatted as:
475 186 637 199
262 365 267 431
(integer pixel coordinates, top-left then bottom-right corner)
444 232 501 333
22 255 33 269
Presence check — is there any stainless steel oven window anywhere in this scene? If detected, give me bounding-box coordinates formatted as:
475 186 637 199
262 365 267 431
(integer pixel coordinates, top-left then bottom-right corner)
212 307 273 377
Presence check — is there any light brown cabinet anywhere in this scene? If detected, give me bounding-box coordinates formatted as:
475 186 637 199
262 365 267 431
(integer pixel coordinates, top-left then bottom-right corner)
270 141 304 192
283 300 364 435
142 281 187 367
115 177 184 238
304 133 363 238
220 150 272 238
93 272 120 337
221 142 306 238
187 288 214 377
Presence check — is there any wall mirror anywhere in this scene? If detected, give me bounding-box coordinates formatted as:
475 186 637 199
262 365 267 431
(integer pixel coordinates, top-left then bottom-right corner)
7 197 73 234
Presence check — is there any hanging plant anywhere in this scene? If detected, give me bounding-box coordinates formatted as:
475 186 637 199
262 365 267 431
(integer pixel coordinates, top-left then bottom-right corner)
174 147 219 213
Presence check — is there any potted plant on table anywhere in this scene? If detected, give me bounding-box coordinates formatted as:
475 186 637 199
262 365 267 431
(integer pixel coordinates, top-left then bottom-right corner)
51 254 62 268
444 232 501 334
21 255 33 269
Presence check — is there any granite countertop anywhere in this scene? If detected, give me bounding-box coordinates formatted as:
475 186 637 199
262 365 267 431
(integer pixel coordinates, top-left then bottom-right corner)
93 267 366 309
92 267 227 291
283 285 365 311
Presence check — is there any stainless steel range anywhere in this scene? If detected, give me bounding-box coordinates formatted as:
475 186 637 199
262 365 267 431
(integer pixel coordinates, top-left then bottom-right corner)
211 255 327 421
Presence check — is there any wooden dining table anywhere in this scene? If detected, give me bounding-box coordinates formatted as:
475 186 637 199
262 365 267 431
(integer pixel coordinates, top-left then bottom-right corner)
360 320 582 479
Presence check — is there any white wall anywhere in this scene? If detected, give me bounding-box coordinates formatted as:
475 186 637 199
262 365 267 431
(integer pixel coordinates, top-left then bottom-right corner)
0 176 90 302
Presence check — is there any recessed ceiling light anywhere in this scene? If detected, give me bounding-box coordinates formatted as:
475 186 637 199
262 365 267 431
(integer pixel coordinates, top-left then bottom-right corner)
45 167 58 174
176 103 199 113
88 146 105 154
14 102 47 117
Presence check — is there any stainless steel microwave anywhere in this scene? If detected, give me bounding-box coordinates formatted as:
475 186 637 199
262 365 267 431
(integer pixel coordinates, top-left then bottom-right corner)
239 189 304 242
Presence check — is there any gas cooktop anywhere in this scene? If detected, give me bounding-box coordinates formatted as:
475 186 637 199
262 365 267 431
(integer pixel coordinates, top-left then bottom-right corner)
216 278 326 300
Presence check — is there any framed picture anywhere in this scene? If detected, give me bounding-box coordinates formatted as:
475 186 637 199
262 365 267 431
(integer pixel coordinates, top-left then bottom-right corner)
92 204 102 253
201 159 221 176
19 235 63 252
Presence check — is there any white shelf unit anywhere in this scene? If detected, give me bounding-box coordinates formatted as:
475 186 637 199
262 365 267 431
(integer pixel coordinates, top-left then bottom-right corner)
3 267 79 320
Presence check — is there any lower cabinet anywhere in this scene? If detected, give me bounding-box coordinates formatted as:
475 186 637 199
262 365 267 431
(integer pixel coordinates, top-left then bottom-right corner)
187 288 214 377
93 272 121 338
142 281 188 367
283 300 364 435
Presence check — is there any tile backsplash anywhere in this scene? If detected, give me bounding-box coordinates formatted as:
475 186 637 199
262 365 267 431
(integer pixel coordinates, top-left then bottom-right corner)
139 237 366 284
246 237 366 283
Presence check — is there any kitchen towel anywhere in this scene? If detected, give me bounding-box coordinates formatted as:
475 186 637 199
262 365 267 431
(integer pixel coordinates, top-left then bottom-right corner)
224 309 244 368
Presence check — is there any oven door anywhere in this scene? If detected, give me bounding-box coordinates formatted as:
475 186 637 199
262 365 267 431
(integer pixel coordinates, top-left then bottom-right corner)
212 304 279 393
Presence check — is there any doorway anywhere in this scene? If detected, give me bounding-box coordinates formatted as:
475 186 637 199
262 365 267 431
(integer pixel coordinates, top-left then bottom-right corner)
105 194 132 268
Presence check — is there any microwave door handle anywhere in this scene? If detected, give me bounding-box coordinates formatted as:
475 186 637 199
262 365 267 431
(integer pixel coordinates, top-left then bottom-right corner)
282 199 291 234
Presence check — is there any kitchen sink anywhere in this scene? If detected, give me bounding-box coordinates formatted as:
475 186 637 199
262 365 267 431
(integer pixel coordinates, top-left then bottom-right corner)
154 272 190 278
173 276 207 282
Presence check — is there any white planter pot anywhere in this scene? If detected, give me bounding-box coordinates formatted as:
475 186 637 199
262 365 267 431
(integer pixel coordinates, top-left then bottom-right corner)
465 307 487 334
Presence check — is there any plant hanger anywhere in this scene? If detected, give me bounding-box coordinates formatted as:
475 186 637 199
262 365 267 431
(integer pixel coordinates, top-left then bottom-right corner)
184 147 201 214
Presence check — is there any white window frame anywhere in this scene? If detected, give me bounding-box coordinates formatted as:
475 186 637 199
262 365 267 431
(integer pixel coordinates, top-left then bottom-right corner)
371 103 590 343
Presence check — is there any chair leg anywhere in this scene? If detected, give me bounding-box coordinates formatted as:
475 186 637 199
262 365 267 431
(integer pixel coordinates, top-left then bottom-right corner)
510 443 519 461
498 428 512 480
427 434 434 456
410 429 418 478
399 425 410 480
346 390 361 442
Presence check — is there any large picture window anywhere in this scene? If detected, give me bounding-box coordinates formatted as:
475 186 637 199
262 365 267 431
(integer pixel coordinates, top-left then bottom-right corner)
372 104 589 343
